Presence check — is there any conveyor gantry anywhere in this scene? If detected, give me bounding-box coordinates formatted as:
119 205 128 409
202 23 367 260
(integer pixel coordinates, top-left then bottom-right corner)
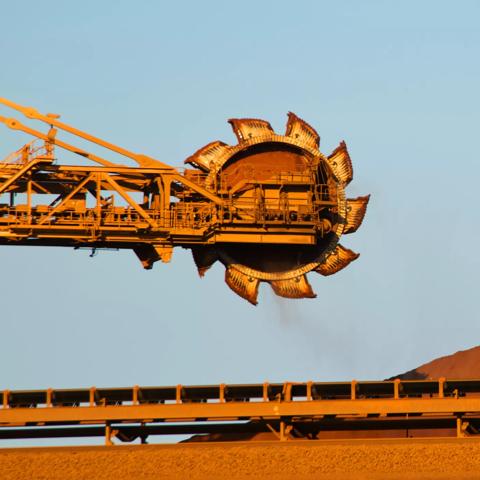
1 379 479 445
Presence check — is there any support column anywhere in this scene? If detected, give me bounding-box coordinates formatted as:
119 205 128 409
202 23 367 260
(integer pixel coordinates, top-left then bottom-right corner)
279 420 292 441
105 422 119 446
105 423 113 446
394 379 401 400
456 417 469 438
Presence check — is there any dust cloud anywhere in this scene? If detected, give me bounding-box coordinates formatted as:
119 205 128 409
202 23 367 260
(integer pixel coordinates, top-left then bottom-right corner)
263 287 358 379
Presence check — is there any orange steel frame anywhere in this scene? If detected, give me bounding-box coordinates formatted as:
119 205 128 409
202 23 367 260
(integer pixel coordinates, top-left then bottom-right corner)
0 98 325 268
1 379 480 445
0 98 371 304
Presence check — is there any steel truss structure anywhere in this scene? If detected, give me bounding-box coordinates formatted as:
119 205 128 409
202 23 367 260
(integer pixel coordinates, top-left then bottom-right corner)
2 379 480 445
0 98 369 303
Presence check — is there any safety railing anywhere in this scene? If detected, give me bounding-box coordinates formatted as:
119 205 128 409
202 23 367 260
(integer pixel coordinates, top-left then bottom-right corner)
0 200 327 234
1 140 51 165
218 167 316 192
2 379 480 410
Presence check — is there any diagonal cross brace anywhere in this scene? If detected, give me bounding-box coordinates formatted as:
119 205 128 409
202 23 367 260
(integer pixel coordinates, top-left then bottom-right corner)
102 174 157 228
36 173 95 226
0 157 47 195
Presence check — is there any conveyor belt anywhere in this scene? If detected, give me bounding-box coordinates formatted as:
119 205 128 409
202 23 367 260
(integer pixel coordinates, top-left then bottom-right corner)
1 379 480 444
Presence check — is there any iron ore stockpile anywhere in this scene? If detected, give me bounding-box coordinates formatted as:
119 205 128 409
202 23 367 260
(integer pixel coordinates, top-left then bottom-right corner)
1 100 479 478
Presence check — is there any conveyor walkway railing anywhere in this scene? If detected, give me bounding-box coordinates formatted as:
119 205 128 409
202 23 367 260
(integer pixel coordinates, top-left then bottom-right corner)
1 379 480 445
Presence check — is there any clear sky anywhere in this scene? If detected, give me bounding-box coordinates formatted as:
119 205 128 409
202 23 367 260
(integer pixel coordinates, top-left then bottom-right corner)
1 0 479 399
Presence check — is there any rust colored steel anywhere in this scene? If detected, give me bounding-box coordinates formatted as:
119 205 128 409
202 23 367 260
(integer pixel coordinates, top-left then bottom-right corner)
0 98 369 304
1 379 480 445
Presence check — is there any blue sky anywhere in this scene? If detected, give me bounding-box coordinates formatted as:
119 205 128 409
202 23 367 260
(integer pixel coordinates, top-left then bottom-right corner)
1 0 480 401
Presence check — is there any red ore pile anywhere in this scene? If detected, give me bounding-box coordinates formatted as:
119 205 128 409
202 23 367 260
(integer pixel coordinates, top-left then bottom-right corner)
390 345 480 380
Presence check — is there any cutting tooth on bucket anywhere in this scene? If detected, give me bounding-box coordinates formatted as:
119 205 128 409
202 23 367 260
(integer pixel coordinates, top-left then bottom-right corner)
344 195 371 234
285 112 320 149
327 141 353 185
315 245 360 276
225 266 260 305
228 118 274 143
184 140 232 172
191 247 219 277
270 275 317 299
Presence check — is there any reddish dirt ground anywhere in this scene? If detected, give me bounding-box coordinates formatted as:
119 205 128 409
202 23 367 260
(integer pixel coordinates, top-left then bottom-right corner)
1 438 480 480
